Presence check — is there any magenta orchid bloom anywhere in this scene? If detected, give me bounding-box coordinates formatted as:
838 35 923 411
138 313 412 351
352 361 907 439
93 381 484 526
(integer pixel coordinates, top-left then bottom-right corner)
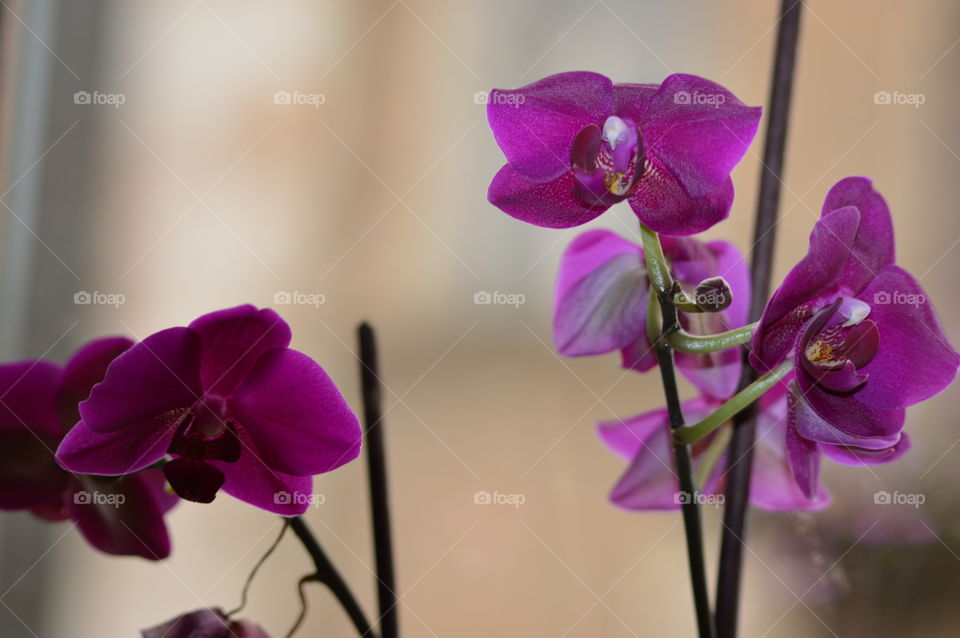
0 338 178 560
487 72 761 235
599 381 829 511
57 305 362 516
142 608 271 638
554 228 749 400
751 177 960 497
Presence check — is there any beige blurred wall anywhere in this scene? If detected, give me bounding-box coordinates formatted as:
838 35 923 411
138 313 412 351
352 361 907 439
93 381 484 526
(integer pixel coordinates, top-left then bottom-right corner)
1 1 958 636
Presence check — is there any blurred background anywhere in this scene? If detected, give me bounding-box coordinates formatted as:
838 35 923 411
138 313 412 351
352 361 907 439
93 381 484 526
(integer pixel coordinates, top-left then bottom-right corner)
0 1 958 636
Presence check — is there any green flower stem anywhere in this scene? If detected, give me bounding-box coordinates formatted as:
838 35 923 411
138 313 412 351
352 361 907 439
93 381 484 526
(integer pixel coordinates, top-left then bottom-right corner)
643 228 716 638
639 223 671 295
673 288 706 313
674 359 793 445
694 425 733 489
667 322 759 354
646 286 662 344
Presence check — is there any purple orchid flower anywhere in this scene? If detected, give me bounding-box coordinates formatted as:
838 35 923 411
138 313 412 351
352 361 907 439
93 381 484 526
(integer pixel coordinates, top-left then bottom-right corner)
553 228 749 399
751 177 960 497
599 381 830 511
142 608 271 638
487 72 761 235
56 305 362 516
0 337 178 560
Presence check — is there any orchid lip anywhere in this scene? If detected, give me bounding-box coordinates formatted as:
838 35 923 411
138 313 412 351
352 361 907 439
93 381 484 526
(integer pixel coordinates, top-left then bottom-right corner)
162 397 243 502
167 398 241 463
799 297 880 393
571 117 643 206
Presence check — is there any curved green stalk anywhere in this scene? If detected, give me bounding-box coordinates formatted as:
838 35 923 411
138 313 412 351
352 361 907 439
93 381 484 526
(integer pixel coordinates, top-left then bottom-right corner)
639 223 671 295
673 288 706 313
646 286 661 345
667 322 758 354
674 359 793 445
694 425 733 489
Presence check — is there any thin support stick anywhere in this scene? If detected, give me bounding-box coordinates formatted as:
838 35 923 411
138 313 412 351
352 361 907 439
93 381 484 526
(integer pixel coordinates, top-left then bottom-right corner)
715 2 803 636
358 323 399 638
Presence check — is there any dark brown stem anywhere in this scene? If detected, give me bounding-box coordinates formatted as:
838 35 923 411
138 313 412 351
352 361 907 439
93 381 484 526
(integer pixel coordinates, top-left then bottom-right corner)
358 323 399 638
715 1 803 636
288 516 378 638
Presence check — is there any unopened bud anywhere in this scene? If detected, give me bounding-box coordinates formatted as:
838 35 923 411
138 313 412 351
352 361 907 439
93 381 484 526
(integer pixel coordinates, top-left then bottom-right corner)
694 277 732 312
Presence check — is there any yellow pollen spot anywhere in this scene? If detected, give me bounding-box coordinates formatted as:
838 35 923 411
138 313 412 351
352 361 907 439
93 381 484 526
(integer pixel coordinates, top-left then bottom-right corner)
805 339 839 366
604 171 628 195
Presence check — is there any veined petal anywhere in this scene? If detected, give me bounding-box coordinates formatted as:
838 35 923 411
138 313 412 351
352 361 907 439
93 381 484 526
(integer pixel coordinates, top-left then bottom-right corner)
641 74 761 198
210 432 315 517
188 305 292 397
487 71 613 182
620 335 658 373
142 608 272 638
784 419 821 501
608 424 678 511
0 360 63 437
0 361 68 510
600 396 715 458
821 177 895 292
56 419 177 476
79 327 202 433
820 433 911 466
0 428 67 510
750 384 831 511
611 83 658 123
555 230 641 302
628 164 733 236
70 470 177 560
488 164 609 228
553 231 647 356
601 398 714 511
225 349 361 477
58 337 133 430
599 407 668 460
142 609 230 638
854 266 960 409
790 382 904 449
752 207 861 371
